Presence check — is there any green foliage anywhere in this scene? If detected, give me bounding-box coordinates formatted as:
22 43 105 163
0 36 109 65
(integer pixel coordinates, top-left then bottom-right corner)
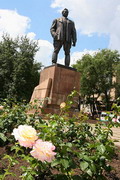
1 93 120 179
0 154 19 180
0 34 42 102
0 99 28 144
73 49 120 110
13 112 115 180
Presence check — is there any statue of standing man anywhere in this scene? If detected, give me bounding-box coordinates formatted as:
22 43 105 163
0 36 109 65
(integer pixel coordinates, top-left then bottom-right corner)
50 8 77 67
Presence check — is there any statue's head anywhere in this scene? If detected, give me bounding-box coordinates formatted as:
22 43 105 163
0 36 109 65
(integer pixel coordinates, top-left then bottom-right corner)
62 8 69 17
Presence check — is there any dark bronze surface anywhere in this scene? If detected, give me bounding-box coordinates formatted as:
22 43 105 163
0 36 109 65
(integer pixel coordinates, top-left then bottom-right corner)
50 8 77 67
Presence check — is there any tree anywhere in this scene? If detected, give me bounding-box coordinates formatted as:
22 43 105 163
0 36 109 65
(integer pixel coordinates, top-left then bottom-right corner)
0 35 42 102
73 49 120 111
115 63 120 99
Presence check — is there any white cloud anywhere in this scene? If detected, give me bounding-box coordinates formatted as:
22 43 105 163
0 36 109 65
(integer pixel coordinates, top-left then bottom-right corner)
35 40 53 67
57 49 98 66
27 32 36 40
51 0 120 51
0 9 30 39
70 49 99 65
0 9 53 67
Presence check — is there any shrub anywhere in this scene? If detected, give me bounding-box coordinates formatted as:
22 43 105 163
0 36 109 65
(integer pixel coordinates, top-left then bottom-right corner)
1 93 120 179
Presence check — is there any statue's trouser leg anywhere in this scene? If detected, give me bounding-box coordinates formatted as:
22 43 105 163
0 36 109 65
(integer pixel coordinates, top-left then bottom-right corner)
52 40 62 64
65 54 70 66
63 42 71 66
52 52 58 64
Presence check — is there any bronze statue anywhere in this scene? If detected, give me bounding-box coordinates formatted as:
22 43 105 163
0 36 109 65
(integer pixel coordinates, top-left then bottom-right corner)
50 8 77 66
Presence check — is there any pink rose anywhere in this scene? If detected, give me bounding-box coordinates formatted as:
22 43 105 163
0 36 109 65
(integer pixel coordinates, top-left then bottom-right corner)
60 102 66 109
0 105 4 110
30 139 56 162
12 125 38 148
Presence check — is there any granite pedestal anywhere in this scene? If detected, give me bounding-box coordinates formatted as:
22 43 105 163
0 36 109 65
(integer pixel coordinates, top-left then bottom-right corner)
30 64 80 114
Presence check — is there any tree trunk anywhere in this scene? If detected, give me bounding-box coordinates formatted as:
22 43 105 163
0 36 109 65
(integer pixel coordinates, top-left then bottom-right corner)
104 91 110 110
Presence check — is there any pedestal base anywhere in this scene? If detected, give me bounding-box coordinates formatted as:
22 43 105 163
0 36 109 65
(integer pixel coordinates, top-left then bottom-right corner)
30 64 80 114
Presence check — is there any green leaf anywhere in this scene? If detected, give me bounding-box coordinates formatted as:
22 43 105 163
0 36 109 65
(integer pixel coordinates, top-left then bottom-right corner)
66 142 72 147
80 161 89 171
37 124 48 128
90 163 96 173
69 101 73 105
51 160 60 167
3 171 16 177
97 144 106 154
3 155 13 161
60 159 69 169
0 175 4 179
86 169 93 177
11 145 24 154
26 174 34 180
0 133 7 142
83 155 91 162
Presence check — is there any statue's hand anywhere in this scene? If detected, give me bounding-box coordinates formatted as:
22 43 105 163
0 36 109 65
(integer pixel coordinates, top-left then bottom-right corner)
72 42 76 46
53 32 58 39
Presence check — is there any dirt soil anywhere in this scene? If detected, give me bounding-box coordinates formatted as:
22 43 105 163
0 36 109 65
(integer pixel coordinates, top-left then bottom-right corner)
0 143 120 180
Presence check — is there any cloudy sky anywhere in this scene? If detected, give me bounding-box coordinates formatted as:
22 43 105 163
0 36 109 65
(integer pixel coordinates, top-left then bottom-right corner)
0 0 120 67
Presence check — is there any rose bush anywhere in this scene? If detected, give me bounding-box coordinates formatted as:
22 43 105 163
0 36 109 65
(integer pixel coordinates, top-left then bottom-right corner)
0 100 28 144
1 92 120 180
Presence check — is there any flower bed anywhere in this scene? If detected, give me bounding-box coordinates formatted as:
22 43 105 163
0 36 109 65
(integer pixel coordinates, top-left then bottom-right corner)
0 93 120 179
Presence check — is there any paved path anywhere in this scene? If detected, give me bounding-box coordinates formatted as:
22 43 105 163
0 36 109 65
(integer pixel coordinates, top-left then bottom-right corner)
111 127 120 147
90 123 120 147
